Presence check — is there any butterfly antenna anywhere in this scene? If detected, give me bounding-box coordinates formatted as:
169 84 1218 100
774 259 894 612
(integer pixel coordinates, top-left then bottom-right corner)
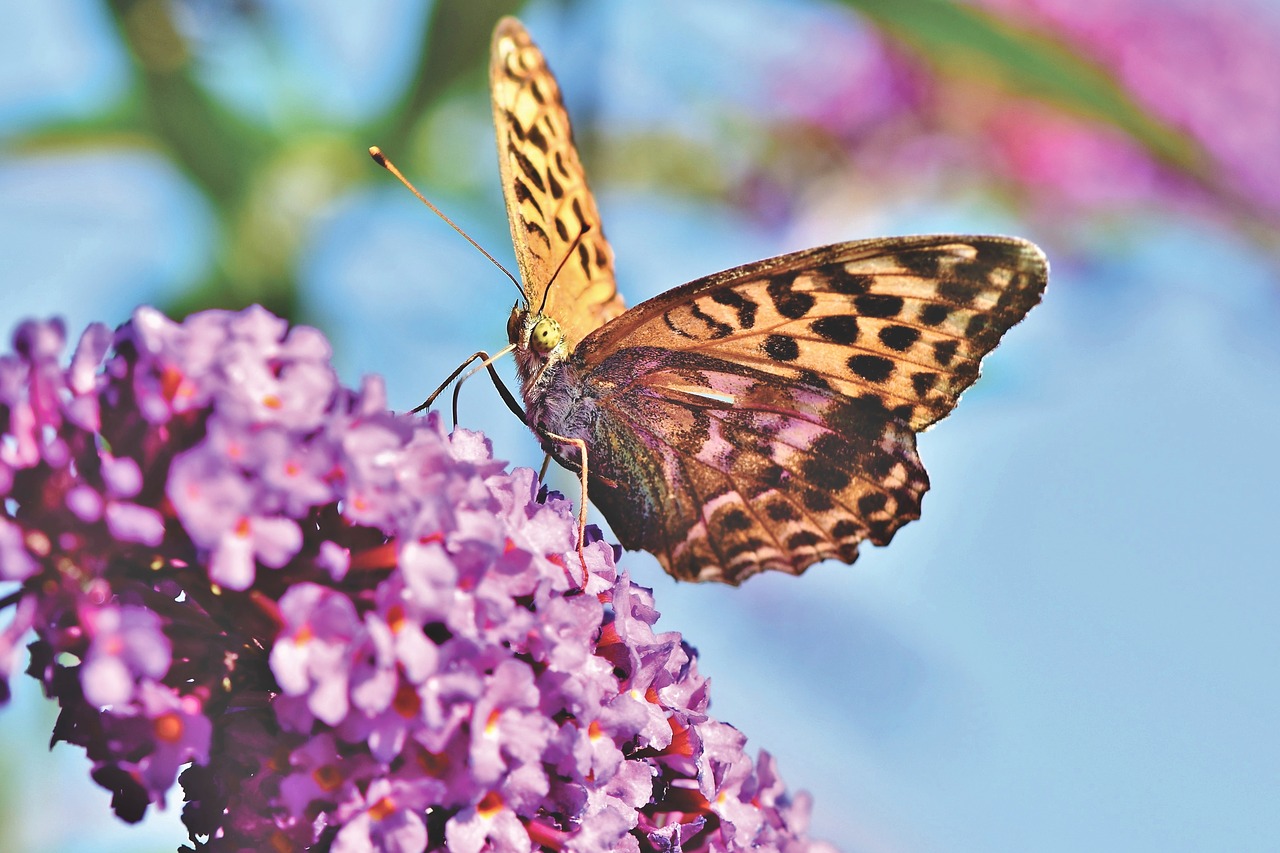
537 225 591 316
369 146 524 301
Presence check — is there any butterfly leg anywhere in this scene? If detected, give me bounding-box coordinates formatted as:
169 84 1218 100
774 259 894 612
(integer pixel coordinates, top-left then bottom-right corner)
543 430 590 586
413 351 495 413
412 348 526 427
449 345 522 427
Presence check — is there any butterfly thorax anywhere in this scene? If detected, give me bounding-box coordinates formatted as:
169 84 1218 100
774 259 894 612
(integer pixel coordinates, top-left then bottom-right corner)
508 304 591 451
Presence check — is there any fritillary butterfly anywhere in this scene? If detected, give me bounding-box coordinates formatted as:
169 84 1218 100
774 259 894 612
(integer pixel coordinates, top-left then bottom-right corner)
486 17 1046 584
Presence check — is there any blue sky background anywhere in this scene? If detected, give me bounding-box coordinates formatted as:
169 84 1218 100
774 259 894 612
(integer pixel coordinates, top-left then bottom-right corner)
2 1 1279 851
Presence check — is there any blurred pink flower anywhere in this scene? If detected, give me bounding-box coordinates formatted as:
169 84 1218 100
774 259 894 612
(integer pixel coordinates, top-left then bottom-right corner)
753 0 1279 227
972 0 1280 215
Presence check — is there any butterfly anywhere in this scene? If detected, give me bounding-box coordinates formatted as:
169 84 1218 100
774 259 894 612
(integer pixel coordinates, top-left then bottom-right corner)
485 17 1046 585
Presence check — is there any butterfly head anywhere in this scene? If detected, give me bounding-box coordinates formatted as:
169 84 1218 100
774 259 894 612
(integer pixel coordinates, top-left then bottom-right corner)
508 301 568 377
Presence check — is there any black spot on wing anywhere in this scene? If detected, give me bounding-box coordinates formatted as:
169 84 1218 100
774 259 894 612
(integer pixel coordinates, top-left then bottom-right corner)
933 339 959 366
973 240 1027 267
919 303 950 326
513 149 545 193
832 519 862 540
826 268 873 296
570 197 588 232
797 370 831 391
843 393 892 423
895 251 942 278
787 530 823 550
526 123 549 152
911 371 939 396
502 109 525 140
766 500 798 522
768 273 816 320
848 354 895 383
802 442 851 491
763 335 800 362
663 311 696 339
525 220 549 249
512 178 543 217
866 452 896 479
811 315 859 345
938 277 982 306
710 290 757 329
690 304 733 339
857 493 887 515
758 464 787 489
803 489 833 512
724 537 767 560
552 151 572 185
854 294 904 319
878 325 919 351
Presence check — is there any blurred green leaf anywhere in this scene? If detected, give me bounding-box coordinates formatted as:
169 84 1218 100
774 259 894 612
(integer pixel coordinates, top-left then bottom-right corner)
99 0 299 320
840 0 1211 178
104 0 268 204
12 1 529 324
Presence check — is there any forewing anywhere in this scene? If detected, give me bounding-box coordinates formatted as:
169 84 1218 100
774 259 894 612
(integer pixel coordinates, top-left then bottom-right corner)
490 18 625 349
582 235 1047 432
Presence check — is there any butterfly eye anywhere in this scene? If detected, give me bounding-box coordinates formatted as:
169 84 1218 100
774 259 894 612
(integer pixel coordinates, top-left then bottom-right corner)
529 317 562 354
506 304 522 345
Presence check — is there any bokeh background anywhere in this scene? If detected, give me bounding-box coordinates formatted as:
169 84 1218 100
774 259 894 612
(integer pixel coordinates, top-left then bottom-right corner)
3 0 1279 851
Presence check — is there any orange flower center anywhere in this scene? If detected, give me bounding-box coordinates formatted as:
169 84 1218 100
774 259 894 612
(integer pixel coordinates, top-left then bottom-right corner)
153 711 184 743
393 682 422 718
367 795 396 821
477 790 504 818
313 763 342 792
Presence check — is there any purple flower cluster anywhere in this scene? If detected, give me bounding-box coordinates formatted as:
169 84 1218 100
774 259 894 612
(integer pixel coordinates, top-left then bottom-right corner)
0 307 833 852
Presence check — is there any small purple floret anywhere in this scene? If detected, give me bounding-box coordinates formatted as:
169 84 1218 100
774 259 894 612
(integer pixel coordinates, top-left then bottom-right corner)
81 605 172 706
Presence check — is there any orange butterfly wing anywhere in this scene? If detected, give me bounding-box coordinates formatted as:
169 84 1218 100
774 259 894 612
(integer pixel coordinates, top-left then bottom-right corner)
490 17 625 351
560 236 1047 582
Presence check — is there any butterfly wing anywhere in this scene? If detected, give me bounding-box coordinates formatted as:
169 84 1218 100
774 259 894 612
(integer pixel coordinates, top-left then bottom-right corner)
563 235 1047 583
490 17 626 349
